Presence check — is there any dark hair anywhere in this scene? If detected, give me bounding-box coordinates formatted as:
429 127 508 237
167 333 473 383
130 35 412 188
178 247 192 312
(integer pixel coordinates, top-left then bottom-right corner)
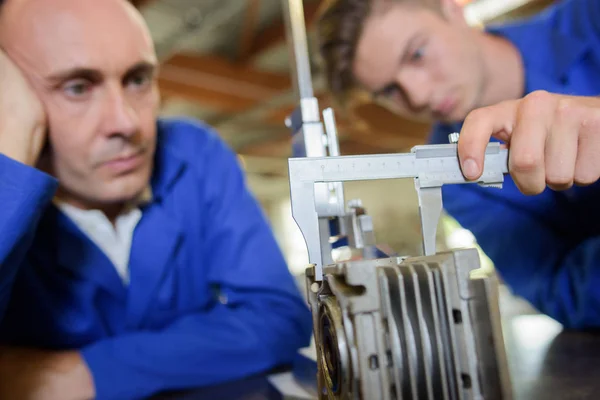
316 0 439 109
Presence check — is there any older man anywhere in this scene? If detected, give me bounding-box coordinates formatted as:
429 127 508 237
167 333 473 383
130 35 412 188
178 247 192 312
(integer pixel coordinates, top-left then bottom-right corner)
0 0 312 399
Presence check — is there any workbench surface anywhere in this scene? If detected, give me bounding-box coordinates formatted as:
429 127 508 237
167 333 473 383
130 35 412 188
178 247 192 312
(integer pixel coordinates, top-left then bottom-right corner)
155 294 600 399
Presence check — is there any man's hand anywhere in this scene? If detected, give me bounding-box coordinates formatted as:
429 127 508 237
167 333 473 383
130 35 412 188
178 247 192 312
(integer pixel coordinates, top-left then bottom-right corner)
457 90 600 195
0 347 95 400
0 48 47 166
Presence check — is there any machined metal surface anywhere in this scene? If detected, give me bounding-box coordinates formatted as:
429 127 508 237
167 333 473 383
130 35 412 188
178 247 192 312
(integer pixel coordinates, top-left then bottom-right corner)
306 249 513 400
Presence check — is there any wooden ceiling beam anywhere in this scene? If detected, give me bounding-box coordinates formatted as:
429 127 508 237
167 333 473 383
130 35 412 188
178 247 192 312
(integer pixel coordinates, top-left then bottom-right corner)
237 134 292 157
237 134 424 158
158 78 256 113
242 1 322 63
350 103 431 140
236 118 426 157
263 99 430 143
158 53 291 112
238 0 262 60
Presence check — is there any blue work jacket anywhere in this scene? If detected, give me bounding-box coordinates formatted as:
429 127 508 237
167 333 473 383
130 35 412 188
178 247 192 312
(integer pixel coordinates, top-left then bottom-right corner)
430 0 600 329
0 118 313 399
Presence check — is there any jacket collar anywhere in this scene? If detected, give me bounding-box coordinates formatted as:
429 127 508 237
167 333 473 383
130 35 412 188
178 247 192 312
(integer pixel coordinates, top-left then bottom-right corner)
48 119 188 306
52 208 128 302
150 119 187 202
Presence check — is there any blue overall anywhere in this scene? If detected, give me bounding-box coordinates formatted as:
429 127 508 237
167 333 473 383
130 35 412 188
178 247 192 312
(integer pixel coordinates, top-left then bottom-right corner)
0 118 313 399
430 0 600 329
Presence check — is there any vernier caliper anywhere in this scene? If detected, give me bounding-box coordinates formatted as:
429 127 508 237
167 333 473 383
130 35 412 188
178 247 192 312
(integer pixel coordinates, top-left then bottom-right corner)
288 138 509 280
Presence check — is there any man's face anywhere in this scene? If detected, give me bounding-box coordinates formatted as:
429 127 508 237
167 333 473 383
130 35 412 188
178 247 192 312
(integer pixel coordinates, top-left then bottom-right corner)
0 0 160 207
353 2 485 123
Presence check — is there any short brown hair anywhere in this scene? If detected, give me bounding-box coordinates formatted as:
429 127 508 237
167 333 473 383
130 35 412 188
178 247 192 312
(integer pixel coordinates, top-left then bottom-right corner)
316 0 438 109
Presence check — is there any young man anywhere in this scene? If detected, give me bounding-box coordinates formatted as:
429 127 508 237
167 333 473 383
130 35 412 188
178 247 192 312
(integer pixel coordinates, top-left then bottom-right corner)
0 0 312 399
317 0 600 329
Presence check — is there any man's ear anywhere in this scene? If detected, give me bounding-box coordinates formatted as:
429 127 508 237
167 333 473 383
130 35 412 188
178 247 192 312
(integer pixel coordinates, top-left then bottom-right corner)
440 0 467 25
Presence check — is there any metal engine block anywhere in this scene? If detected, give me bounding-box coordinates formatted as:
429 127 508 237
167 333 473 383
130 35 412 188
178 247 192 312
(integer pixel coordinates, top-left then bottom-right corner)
305 249 512 400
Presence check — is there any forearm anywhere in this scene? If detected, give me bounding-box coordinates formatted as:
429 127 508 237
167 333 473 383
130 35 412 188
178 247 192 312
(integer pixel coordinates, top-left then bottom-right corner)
442 183 600 329
81 298 311 399
0 347 95 400
522 236 600 329
35 351 95 400
0 154 57 318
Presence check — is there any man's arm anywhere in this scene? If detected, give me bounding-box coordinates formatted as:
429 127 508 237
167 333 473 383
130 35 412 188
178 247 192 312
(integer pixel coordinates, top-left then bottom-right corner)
0 156 58 319
78 128 313 399
0 50 82 400
0 49 53 318
441 0 600 328
485 0 600 69
444 92 600 329
442 180 600 329
82 296 311 399
0 47 98 400
0 347 93 400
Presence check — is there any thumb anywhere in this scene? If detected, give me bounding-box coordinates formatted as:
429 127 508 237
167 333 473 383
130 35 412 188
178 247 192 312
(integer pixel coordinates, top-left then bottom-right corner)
458 100 518 180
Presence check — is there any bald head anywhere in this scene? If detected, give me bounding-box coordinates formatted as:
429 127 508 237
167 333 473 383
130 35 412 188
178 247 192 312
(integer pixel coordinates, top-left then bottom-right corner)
0 0 161 211
0 0 156 73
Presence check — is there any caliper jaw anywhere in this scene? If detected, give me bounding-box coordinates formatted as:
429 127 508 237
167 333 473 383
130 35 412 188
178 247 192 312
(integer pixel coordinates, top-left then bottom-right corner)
415 184 443 257
411 138 507 256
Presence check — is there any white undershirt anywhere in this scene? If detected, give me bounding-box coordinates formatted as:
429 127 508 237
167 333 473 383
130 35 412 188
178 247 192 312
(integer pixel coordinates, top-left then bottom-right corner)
56 202 142 285
54 189 151 285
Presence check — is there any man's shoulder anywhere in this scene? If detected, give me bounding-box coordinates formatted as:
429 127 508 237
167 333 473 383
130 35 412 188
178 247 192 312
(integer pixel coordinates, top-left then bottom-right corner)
483 0 599 89
157 117 223 152
156 117 237 165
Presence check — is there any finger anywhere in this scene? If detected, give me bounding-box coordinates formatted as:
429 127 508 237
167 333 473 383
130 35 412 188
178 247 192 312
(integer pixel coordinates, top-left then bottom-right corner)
458 100 518 180
574 103 600 186
545 97 578 191
508 92 554 195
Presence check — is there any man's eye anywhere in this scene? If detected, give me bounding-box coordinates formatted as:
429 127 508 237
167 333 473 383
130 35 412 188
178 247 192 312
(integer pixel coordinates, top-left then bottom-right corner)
64 81 90 96
127 73 151 88
381 84 399 98
411 47 424 61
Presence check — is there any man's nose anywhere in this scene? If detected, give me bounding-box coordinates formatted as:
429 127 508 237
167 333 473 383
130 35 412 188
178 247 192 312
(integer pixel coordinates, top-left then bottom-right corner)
102 86 140 138
395 69 431 111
